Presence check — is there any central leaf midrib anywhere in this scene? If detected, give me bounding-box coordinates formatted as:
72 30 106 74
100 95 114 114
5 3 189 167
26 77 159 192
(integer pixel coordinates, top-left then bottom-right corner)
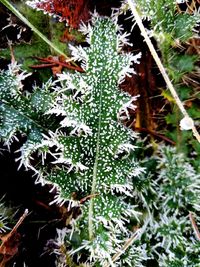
88 79 103 240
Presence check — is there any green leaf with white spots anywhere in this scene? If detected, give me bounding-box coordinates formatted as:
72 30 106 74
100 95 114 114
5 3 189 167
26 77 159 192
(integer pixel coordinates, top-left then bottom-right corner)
38 16 143 265
0 16 143 265
0 64 57 168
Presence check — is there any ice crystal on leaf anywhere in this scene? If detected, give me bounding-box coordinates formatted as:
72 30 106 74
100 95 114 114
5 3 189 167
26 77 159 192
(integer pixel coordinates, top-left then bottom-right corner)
42 16 143 264
0 63 57 170
156 146 200 213
127 0 200 42
0 199 10 233
0 15 143 265
138 146 200 266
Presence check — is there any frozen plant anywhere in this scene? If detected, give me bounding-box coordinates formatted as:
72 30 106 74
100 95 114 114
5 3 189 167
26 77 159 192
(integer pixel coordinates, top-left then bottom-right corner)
0 198 10 234
0 14 145 266
137 146 200 266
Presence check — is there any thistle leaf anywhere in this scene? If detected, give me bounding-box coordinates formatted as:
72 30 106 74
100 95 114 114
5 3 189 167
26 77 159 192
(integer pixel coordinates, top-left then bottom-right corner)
38 16 142 264
0 63 57 168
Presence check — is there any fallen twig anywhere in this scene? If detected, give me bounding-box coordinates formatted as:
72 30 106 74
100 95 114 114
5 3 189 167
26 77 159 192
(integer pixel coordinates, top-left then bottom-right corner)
127 0 200 143
30 56 84 73
103 219 149 267
189 212 200 241
0 209 29 267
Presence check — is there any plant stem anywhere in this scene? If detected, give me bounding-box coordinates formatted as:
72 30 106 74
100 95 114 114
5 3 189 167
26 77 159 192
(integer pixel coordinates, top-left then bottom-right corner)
88 83 103 240
0 0 69 60
103 219 149 267
127 0 200 143
189 212 200 241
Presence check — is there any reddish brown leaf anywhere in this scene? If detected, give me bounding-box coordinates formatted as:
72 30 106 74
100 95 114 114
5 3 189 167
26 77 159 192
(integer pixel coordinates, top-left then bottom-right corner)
60 28 76 42
30 55 84 75
0 210 28 267
32 0 90 29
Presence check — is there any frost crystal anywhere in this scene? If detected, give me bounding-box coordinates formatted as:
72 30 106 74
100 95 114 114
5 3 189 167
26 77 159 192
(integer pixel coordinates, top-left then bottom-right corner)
0 15 143 265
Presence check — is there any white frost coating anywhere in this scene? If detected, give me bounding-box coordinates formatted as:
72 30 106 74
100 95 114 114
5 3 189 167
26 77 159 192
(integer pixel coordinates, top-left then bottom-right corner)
53 157 88 172
117 31 132 50
45 107 66 116
6 62 31 92
16 142 39 171
26 0 39 9
60 118 92 136
69 44 88 67
54 228 68 248
116 143 137 156
79 22 93 44
111 183 133 197
128 166 146 178
118 52 142 83
26 0 69 24
77 238 116 266
4 14 146 264
72 78 92 101
118 95 139 120
57 71 91 100
56 72 73 83
91 9 101 25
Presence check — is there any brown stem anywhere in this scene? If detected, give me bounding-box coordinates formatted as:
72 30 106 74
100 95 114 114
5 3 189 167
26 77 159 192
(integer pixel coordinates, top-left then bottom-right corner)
79 193 99 204
31 56 84 72
189 212 200 241
134 127 176 145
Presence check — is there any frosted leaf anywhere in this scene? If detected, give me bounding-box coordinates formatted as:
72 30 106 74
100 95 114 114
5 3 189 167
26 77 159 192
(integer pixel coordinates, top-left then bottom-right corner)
69 44 88 67
117 31 132 50
118 52 142 83
79 22 92 43
0 16 145 266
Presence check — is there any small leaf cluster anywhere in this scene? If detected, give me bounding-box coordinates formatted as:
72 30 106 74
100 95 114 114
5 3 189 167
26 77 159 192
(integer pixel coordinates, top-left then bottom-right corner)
137 146 200 266
0 63 57 170
135 0 199 44
54 145 200 266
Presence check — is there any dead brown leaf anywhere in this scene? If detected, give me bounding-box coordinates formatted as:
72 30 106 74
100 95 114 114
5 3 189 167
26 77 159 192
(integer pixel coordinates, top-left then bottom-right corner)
0 209 28 267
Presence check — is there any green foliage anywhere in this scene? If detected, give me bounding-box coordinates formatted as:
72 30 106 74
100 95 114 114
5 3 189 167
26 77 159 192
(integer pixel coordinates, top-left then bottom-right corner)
168 53 198 83
40 16 144 265
0 15 145 265
1 2 200 266
174 13 198 41
0 63 58 169
135 146 200 266
0 1 69 76
157 148 200 266
1 4 48 68
135 0 200 159
0 198 10 234
155 146 200 211
136 0 199 45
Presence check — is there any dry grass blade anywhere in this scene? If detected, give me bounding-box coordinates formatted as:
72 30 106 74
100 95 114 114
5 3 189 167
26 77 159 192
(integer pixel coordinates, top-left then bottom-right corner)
127 0 200 143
